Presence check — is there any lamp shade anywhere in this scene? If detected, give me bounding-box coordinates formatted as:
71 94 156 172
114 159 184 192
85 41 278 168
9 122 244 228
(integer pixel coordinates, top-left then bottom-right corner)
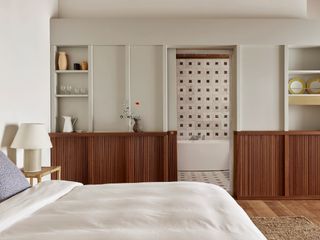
11 123 52 149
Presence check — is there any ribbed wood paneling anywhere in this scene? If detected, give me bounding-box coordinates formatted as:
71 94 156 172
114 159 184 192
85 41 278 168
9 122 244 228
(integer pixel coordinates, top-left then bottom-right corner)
236 134 284 198
289 136 309 196
308 136 320 195
51 136 88 184
130 136 164 182
88 136 126 184
289 135 320 196
168 132 177 181
50 132 177 184
235 131 320 199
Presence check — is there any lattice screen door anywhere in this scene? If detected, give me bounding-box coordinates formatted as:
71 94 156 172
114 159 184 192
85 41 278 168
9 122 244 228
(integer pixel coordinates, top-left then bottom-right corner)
176 56 230 140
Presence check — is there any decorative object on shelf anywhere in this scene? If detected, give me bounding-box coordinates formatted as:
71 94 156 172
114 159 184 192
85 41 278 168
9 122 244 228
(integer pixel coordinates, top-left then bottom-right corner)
60 85 66 94
58 85 87 96
120 102 142 132
57 52 68 70
307 78 320 94
74 87 80 95
81 61 88 70
52 46 90 133
288 77 306 94
62 116 78 133
73 63 81 70
132 117 142 132
11 123 52 172
66 85 72 94
80 87 87 94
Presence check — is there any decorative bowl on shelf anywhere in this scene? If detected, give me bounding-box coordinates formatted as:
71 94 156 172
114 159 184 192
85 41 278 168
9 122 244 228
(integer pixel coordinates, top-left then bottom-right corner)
288 77 306 94
307 78 320 94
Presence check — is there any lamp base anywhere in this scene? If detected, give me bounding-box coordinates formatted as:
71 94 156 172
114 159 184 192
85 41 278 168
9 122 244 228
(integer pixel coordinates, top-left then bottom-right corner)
24 149 41 172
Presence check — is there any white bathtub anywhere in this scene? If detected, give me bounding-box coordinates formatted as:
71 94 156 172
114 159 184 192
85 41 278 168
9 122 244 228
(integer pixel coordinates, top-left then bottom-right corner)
177 140 230 171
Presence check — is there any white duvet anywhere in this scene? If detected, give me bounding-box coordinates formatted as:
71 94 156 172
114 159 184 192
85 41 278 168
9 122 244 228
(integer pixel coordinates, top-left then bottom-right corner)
0 181 266 240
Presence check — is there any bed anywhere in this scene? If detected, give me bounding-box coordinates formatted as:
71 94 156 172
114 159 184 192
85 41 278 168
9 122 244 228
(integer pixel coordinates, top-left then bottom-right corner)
0 180 266 240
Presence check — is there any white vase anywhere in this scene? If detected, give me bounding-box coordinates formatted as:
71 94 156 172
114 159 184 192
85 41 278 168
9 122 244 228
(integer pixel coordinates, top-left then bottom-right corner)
58 52 68 70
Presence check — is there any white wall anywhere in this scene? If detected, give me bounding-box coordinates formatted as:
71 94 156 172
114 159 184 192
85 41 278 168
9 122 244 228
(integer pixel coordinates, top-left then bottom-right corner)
0 0 58 166
57 0 307 18
130 46 163 131
51 19 320 132
240 45 283 130
93 46 127 131
308 0 320 19
168 48 177 131
58 0 320 19
51 19 320 46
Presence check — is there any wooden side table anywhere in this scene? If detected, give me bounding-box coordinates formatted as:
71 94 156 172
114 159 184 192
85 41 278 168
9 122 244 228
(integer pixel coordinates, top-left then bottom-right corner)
22 166 61 186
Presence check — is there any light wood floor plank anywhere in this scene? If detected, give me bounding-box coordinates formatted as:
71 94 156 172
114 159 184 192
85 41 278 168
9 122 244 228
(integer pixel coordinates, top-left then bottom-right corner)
238 200 320 225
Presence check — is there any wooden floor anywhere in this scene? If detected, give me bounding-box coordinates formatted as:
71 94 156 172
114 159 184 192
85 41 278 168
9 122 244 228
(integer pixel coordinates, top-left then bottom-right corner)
238 200 320 225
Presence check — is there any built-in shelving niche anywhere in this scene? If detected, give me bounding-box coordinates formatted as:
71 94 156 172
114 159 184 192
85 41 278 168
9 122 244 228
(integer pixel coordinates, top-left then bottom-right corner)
52 45 91 132
287 46 320 131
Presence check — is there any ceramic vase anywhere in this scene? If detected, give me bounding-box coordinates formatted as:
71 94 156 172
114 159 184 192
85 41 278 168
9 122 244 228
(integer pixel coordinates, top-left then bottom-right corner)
58 52 68 70
132 118 142 132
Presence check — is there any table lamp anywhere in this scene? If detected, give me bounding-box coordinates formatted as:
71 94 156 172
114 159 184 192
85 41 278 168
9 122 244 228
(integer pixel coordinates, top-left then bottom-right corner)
11 123 52 172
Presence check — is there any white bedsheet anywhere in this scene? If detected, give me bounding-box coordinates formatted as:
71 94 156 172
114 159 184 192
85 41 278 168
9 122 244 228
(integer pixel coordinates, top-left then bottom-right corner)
0 181 266 240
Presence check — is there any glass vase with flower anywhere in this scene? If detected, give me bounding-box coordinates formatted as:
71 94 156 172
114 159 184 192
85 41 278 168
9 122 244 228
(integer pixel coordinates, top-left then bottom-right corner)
120 101 142 132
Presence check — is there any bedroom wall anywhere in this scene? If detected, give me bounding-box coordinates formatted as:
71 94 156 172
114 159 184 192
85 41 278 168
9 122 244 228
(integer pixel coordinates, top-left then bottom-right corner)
57 0 320 19
51 18 320 133
130 46 164 131
239 45 283 130
51 19 320 194
308 0 320 19
0 0 58 166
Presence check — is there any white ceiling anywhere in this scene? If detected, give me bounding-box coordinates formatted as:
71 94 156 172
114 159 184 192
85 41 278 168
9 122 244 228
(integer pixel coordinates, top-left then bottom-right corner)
58 0 307 18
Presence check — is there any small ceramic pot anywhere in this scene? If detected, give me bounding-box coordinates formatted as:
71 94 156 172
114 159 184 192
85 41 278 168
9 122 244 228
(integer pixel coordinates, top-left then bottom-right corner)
74 63 81 70
81 61 88 70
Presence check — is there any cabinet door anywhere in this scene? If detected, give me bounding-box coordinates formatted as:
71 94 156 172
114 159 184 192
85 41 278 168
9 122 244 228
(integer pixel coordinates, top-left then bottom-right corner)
236 134 285 198
308 136 320 195
93 46 127 131
289 135 320 196
88 136 126 184
126 136 166 183
51 136 88 184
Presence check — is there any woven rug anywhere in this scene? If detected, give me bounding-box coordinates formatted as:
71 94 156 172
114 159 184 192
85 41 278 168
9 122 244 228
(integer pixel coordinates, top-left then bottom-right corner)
251 216 320 240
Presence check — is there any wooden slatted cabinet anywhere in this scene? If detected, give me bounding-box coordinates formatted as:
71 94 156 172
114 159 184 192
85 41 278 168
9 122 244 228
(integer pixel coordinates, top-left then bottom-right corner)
50 131 177 184
235 131 320 200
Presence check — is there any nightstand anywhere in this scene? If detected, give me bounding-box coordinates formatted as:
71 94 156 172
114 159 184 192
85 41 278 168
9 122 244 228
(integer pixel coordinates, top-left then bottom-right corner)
22 166 61 186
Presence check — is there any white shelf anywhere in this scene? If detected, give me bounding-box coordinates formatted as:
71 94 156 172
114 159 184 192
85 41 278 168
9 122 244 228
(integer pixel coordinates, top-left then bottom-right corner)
55 70 88 74
289 70 320 74
286 45 320 130
289 94 320 97
56 94 88 98
289 94 320 105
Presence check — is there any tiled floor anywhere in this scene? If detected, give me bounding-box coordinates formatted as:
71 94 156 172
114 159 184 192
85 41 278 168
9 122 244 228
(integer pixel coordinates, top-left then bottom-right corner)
178 170 230 192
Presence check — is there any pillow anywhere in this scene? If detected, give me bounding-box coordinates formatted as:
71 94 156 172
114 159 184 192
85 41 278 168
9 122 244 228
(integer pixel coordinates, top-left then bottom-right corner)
0 151 30 202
